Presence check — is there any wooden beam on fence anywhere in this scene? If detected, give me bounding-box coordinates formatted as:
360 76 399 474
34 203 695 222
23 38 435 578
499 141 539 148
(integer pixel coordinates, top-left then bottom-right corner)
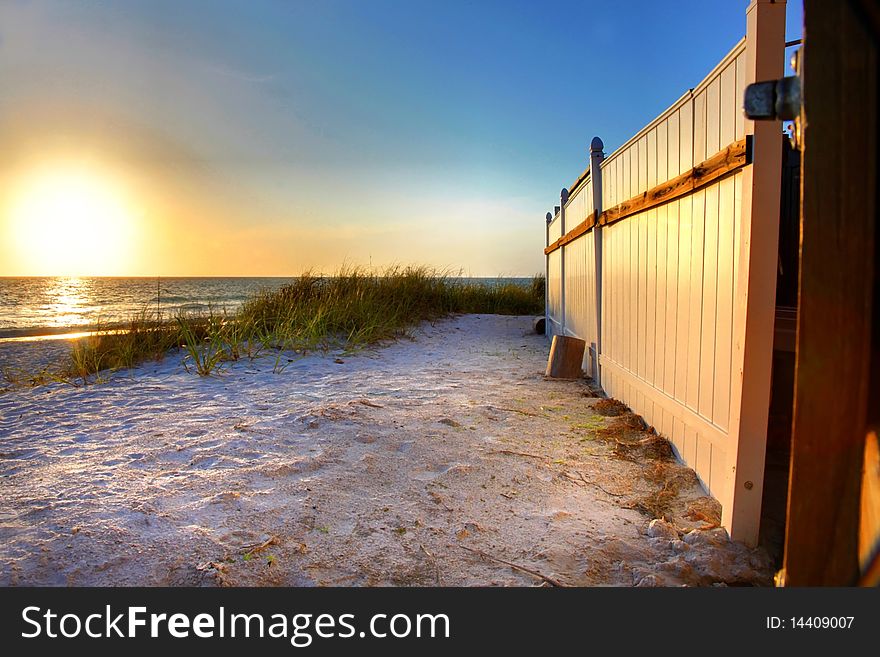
543 212 597 255
782 0 877 586
598 138 748 228
544 138 747 256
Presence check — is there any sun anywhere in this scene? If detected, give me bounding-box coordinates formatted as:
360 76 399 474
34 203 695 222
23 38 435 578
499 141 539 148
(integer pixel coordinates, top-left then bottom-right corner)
8 166 138 276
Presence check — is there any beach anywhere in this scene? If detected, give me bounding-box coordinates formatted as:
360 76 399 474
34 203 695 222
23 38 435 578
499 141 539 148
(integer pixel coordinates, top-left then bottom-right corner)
0 338 76 378
0 315 772 586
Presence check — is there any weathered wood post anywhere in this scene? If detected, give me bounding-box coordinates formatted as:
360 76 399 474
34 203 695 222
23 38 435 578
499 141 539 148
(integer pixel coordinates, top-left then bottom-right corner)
589 137 605 385
783 0 878 586
723 0 786 546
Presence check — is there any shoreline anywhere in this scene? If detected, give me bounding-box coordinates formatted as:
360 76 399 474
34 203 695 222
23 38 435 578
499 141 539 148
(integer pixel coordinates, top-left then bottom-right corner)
0 337 79 379
0 329 100 343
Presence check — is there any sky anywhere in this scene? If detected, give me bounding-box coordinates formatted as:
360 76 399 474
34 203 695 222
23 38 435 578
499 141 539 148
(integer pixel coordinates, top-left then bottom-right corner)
0 0 804 277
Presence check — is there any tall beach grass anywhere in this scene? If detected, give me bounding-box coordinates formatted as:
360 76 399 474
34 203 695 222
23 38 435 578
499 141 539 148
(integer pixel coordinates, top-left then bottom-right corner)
61 266 545 381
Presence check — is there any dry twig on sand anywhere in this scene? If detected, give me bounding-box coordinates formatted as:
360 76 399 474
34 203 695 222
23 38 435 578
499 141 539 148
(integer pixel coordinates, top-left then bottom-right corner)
420 544 441 586
455 544 567 587
489 449 546 461
354 399 384 408
241 535 280 557
195 561 231 586
496 406 540 417
563 471 627 498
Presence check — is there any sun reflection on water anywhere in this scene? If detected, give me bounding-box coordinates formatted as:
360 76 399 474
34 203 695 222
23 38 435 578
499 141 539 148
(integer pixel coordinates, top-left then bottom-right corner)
44 276 95 328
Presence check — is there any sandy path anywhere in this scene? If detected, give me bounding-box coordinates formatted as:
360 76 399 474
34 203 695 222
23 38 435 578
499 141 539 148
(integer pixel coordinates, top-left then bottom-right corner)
0 315 772 586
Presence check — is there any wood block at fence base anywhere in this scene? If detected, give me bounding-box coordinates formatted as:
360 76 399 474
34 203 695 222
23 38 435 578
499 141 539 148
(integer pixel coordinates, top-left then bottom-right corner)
545 335 585 379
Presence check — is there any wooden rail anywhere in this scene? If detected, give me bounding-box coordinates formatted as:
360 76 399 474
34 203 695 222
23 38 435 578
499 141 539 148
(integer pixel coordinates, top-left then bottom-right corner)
599 138 748 226
544 138 748 255
543 212 597 255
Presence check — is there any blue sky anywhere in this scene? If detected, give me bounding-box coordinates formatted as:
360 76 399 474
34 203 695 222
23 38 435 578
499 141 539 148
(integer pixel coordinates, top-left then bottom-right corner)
0 1 803 276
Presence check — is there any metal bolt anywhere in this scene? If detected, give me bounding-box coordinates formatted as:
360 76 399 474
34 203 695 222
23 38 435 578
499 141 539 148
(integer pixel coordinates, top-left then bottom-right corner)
744 480 754 490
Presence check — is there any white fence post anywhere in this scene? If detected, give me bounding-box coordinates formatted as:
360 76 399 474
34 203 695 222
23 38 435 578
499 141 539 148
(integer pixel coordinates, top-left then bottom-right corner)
589 137 605 384
723 0 786 546
545 211 552 336
559 188 568 336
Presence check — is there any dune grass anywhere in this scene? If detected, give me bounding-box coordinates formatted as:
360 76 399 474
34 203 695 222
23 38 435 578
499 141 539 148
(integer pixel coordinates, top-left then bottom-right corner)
59 266 544 382
65 312 181 381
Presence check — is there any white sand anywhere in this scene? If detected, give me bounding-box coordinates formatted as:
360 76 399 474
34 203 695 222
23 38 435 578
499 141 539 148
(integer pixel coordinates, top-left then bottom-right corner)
0 338 76 380
0 315 773 586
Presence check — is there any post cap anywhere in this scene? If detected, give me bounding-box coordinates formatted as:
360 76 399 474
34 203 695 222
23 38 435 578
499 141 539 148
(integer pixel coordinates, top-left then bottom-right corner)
590 136 604 153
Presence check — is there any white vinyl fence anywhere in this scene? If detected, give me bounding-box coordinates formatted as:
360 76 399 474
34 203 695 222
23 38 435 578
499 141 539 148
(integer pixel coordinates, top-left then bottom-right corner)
544 0 786 545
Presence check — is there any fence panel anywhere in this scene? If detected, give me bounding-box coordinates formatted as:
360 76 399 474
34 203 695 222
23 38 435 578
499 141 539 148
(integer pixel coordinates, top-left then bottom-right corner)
542 2 785 545
547 248 562 334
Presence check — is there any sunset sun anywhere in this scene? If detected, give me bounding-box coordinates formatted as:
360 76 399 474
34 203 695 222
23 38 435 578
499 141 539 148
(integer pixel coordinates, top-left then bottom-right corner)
8 166 138 276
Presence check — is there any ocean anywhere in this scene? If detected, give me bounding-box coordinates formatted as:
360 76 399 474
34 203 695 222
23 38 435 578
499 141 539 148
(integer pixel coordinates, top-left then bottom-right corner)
0 276 532 339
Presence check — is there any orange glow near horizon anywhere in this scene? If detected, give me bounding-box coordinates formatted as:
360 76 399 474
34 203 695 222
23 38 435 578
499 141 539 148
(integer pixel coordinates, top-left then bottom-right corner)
6 165 140 276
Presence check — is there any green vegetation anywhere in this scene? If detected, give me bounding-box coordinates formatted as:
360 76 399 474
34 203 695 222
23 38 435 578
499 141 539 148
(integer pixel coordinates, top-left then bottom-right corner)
66 311 180 382
54 266 545 382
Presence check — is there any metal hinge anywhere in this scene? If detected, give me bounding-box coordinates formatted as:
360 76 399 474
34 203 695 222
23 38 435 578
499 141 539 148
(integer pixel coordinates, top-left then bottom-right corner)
744 47 804 150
